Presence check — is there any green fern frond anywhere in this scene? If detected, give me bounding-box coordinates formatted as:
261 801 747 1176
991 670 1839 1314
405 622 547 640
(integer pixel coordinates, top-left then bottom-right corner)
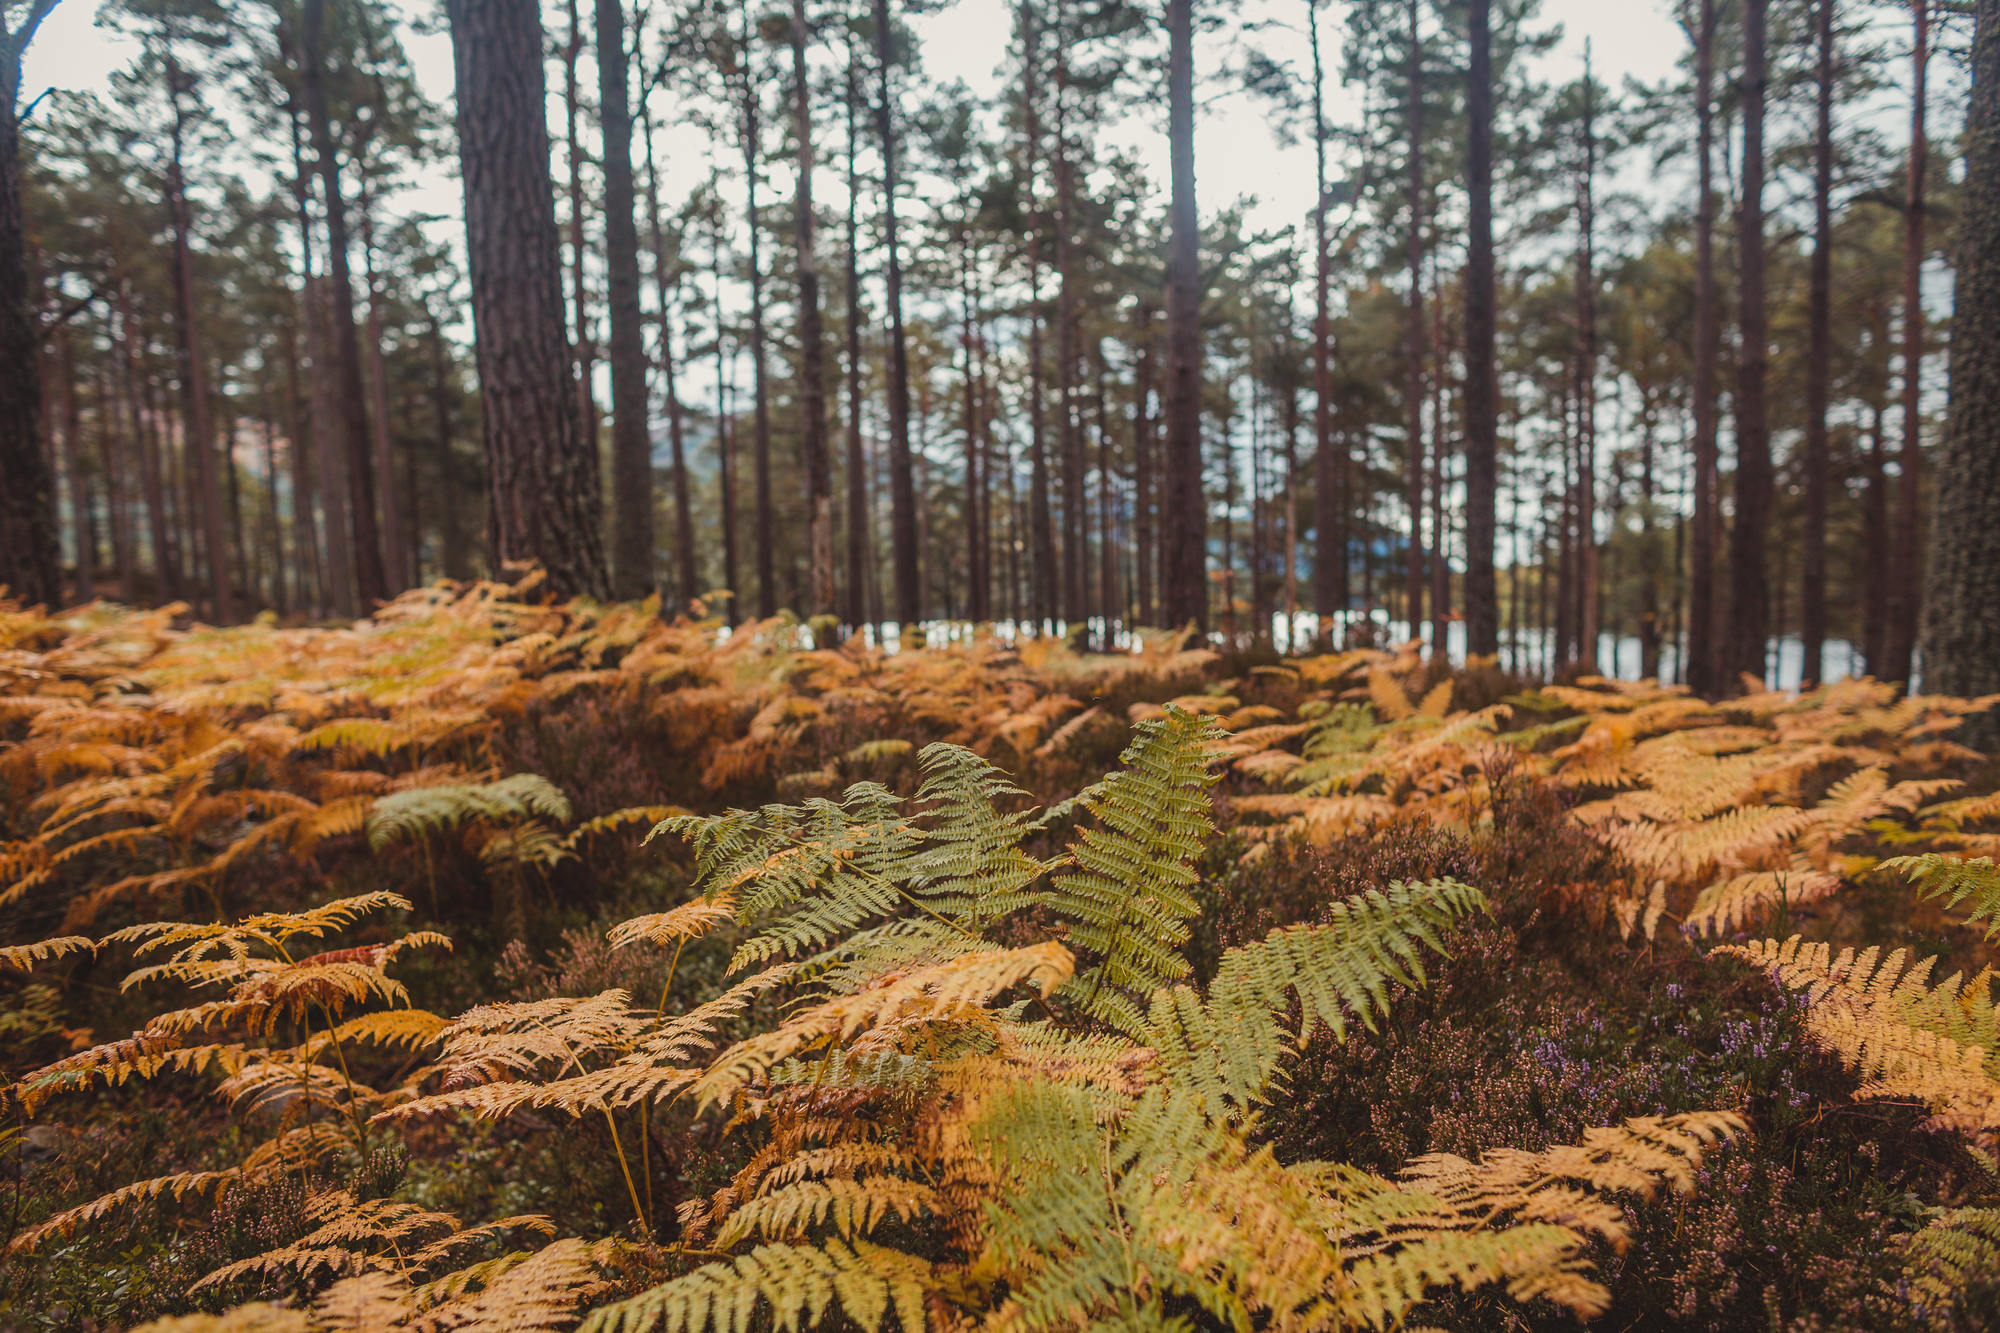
1049 707 1224 1034
365 774 572 850
1883 854 2000 940
1147 879 1488 1121
1901 1207 2000 1324
578 1239 930 1333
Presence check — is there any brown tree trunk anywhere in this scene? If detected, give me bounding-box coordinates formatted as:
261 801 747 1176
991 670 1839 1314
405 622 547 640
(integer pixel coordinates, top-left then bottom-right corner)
737 4 777 619
874 0 920 632
1403 0 1425 649
447 0 609 600
1309 0 1343 643
1920 0 2000 740
598 0 654 601
1802 0 1835 688
1687 0 1721 695
843 49 868 632
713 197 740 622
1020 0 1057 635
791 0 832 616
0 1 61 608
358 163 407 591
564 0 599 502
1728 0 1773 689
426 307 472 581
164 51 232 624
1886 0 1930 683
1463 0 1498 660
96 357 136 603
960 222 986 621
641 82 696 610
301 0 386 608
1160 0 1207 632
59 332 94 602
1576 57 1600 674
1054 21 1085 629
1132 300 1156 628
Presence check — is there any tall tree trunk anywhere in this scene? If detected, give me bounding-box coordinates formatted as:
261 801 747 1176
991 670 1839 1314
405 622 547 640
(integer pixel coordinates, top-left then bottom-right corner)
1096 343 1117 643
288 104 349 615
791 0 832 616
1020 0 1057 635
1309 0 1343 643
564 0 599 499
1920 0 2000 739
641 83 696 609
1864 395 1890 670
1886 0 1930 683
164 51 232 624
426 307 472 581
358 162 407 590
301 0 387 607
1802 0 1835 687
713 199 740 621
1054 20 1085 628
278 301 320 610
1160 0 1207 632
1402 0 1425 648
0 0 61 608
843 50 868 633
738 6 777 619
1132 301 1156 627
119 289 180 601
96 357 136 603
447 0 609 600
598 0 653 600
1576 56 1600 674
1687 0 1721 695
1728 0 1773 688
1463 0 1498 660
873 0 920 632
960 223 986 621
59 332 94 602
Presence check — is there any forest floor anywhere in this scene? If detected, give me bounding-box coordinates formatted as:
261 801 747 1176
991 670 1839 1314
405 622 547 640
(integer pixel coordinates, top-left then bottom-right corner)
3 576 1999 1332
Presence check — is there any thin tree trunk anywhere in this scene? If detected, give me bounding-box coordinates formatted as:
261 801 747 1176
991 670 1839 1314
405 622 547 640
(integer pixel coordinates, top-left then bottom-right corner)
1577 55 1600 674
1096 342 1117 645
1463 0 1497 660
596 0 653 601
1919 0 2000 739
164 50 231 624
1403 0 1425 648
447 0 609 600
961 223 986 621
358 161 407 590
1309 0 1343 643
737 4 777 619
1160 0 1206 632
641 83 696 609
1728 0 1772 689
564 0 598 500
713 198 740 622
301 0 386 607
96 356 136 602
791 0 832 616
120 290 179 601
1054 19 1085 628
1132 301 1156 627
1865 395 1890 669
59 332 94 601
1802 0 1835 687
426 307 473 581
1687 0 1721 695
873 0 920 632
1886 0 1930 683
843 49 868 633
0 0 61 607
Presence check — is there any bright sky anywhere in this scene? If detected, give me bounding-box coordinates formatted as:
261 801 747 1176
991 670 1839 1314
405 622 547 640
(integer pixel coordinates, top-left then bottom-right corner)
22 0 1689 242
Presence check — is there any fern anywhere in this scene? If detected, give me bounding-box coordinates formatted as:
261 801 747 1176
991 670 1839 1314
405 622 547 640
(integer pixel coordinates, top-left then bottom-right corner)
1047 706 1224 1033
1883 854 2000 940
579 1239 930 1333
365 774 573 850
1901 1207 2000 1323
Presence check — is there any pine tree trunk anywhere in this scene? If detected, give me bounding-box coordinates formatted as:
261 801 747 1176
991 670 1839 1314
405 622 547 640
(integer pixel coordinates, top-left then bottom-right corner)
1886 0 1930 683
426 308 473 582
563 0 599 504
1160 0 1207 633
0 2 61 608
872 0 920 632
713 201 740 622
1020 0 1057 636
1727 0 1773 689
286 106 346 615
594 0 653 601
301 2 386 608
97 358 137 603
961 225 986 621
1920 0 2000 735
358 166 407 591
1402 0 1425 649
1309 0 1343 643
1687 0 1721 695
1576 59 1600 675
641 86 696 610
1132 301 1156 628
164 52 232 624
843 50 868 633
1463 0 1498 660
791 0 832 617
1802 0 1835 688
447 0 609 600
1054 25 1086 629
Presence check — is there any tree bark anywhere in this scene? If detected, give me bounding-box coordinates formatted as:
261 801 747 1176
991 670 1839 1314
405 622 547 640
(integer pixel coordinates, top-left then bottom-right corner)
163 50 232 624
1687 0 1721 695
713 194 740 622
1132 300 1156 628
1576 55 1600 675
563 0 599 508
590 0 653 601
791 0 832 616
873 0 920 633
1920 0 2000 738
1160 0 1206 632
843 48 868 633
1727 0 1772 689
1309 0 1343 643
358 160 407 591
1403 0 1426 649
1802 0 1835 688
301 0 387 607
1886 0 1930 683
640 79 696 610
1462 0 1497 660
447 0 609 600
0 0 61 608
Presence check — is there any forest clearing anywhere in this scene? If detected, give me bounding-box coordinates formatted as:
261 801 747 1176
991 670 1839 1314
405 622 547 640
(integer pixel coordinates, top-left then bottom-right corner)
6 0 2000 1326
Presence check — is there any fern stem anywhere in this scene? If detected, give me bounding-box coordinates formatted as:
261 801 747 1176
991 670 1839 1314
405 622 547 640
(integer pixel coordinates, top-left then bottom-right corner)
603 1107 652 1237
641 934 691 1235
